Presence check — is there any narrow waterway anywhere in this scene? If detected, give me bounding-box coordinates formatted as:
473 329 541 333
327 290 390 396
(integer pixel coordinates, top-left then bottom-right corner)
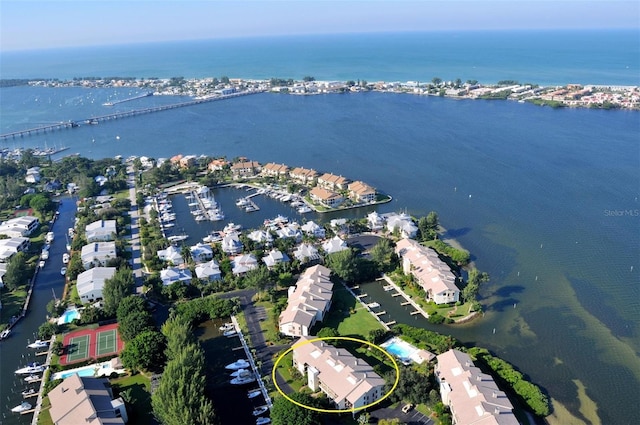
0 196 77 425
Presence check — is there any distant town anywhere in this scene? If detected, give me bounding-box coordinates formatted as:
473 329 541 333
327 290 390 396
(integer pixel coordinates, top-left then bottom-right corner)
9 75 640 110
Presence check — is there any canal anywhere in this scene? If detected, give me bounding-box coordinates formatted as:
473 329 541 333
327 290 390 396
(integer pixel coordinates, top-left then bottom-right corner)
1 196 77 425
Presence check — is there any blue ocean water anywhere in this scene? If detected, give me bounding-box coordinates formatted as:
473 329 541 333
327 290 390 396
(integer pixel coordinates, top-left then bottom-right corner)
1 30 639 85
0 31 639 425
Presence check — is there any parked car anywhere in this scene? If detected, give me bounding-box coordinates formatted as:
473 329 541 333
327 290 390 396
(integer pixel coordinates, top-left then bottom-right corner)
402 403 414 414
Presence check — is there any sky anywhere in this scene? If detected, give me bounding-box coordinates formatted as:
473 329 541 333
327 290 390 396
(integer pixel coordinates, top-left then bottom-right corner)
1 0 638 52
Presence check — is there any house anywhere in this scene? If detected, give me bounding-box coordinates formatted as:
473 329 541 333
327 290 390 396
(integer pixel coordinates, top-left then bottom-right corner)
190 243 213 263
179 155 197 168
276 223 303 242
85 219 117 242
195 260 222 281
395 238 459 304
317 173 350 191
25 167 41 183
160 266 192 286
261 163 290 178
348 181 376 203
94 175 108 187
221 232 244 254
301 221 326 239
230 160 261 178
435 349 518 425
0 237 30 262
262 249 290 269
292 336 385 410
289 167 319 185
0 262 7 287
279 265 333 337
367 212 385 231
293 243 321 264
208 158 228 172
76 267 116 303
48 374 128 424
385 212 418 239
247 229 273 245
80 242 117 269
322 236 349 255
310 187 344 208
0 215 39 238
232 253 258 275
157 245 184 265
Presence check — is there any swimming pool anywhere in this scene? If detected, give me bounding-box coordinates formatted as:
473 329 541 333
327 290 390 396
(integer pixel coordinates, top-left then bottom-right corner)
380 337 419 363
57 308 81 325
52 364 97 380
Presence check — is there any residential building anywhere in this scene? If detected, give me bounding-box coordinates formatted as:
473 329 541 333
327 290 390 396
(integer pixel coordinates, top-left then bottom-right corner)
232 253 258 275
80 242 117 269
301 221 326 239
276 223 302 242
279 265 333 337
222 232 244 254
435 349 518 425
76 267 116 303
0 237 30 262
231 160 261 178
25 167 41 183
322 235 349 255
190 243 213 263
157 245 184 266
348 181 376 203
395 238 459 304
85 219 117 242
160 266 192 286
262 249 290 269
367 212 385 231
310 187 344 208
261 162 290 178
385 212 418 239
317 173 350 191
48 374 128 425
208 158 228 172
292 336 385 410
247 229 273 245
179 155 197 168
195 260 222 282
0 215 39 238
293 243 321 264
289 167 319 185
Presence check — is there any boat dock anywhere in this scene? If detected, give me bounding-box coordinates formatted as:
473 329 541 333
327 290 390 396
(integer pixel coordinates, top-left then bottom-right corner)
103 92 153 106
0 90 264 141
380 275 430 319
342 283 392 331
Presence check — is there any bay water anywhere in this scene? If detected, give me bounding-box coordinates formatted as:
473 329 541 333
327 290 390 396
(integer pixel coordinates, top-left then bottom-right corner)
0 30 638 425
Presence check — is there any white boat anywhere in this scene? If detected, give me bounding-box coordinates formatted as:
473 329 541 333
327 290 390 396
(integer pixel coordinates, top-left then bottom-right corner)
248 389 262 399
40 250 49 260
167 235 188 243
223 222 242 233
225 359 250 370
39 260 46 268
256 418 271 425
367 302 380 308
162 223 175 229
62 253 70 264
15 362 45 375
236 198 249 207
230 375 256 385
224 329 237 337
27 340 48 349
219 323 234 331
230 369 252 378
11 401 32 413
22 388 36 397
297 205 312 213
0 328 11 340
45 232 54 243
252 406 269 416
24 375 40 383
60 267 67 276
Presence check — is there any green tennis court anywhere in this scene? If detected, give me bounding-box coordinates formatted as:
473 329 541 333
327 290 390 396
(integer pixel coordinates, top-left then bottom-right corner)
96 329 117 357
66 334 90 363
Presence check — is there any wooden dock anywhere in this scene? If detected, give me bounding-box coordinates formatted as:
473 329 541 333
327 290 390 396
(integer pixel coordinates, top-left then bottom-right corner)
374 311 387 316
410 310 421 315
384 321 397 326
35 351 48 356
391 292 402 297
401 301 411 306
356 293 368 298
23 392 38 399
21 409 35 415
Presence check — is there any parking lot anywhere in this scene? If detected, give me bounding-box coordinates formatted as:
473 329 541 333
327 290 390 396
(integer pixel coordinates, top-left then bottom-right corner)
370 404 434 425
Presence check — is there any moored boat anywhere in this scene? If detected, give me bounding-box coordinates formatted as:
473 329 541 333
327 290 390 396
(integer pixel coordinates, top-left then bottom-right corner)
223 329 237 337
256 417 271 425
248 389 262 399
252 406 269 416
27 340 49 349
24 375 41 383
0 328 11 340
225 359 250 370
11 401 32 413
22 388 36 397
15 362 45 375
230 375 256 385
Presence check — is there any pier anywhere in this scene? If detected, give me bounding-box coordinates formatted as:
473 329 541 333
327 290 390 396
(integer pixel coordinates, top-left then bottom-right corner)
380 274 430 319
103 92 153 106
0 90 263 141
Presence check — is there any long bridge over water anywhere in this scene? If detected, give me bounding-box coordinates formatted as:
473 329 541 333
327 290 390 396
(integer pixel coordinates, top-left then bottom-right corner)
0 90 263 142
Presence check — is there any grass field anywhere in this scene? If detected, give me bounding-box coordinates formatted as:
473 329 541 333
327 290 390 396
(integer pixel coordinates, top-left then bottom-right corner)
316 286 383 339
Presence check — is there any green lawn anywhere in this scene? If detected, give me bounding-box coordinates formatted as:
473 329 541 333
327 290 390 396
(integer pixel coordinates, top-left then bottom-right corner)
317 286 383 339
274 351 306 392
111 373 154 424
0 285 28 328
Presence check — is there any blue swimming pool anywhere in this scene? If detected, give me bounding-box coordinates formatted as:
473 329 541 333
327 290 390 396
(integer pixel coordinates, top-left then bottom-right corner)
54 365 97 380
381 337 418 362
58 308 81 324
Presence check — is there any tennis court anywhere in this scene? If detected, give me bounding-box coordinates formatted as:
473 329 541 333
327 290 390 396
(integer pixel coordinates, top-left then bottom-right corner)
61 323 124 365
66 334 90 363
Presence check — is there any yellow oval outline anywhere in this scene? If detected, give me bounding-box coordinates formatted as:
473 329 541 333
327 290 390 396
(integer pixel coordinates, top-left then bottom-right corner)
271 336 400 414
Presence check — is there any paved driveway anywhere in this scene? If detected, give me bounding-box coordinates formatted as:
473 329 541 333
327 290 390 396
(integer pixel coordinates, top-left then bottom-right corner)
371 405 434 425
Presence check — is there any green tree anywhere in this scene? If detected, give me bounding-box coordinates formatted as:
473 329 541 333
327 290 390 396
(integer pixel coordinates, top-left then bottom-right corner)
325 249 358 284
37 322 59 339
116 295 147 322
120 330 166 372
432 77 442 86
102 267 135 317
3 252 31 290
118 310 154 342
271 392 319 425
370 238 397 272
29 193 54 215
161 315 196 361
317 327 339 338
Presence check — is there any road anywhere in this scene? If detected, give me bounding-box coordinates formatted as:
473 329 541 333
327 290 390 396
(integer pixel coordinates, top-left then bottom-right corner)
125 165 144 293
